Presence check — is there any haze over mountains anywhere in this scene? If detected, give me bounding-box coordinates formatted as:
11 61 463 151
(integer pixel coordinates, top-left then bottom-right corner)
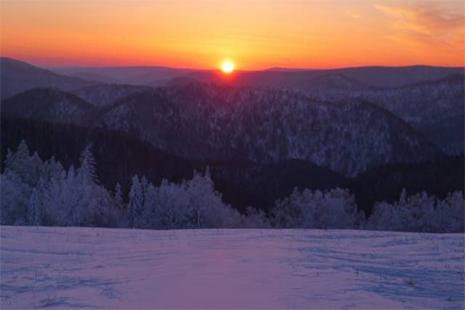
0 58 92 99
1 57 464 212
51 59 463 90
3 56 463 93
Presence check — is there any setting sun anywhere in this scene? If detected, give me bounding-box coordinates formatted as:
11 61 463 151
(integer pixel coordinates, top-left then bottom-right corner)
221 60 235 74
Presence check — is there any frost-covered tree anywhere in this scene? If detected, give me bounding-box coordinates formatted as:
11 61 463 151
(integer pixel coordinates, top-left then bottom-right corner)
140 170 241 229
367 191 465 233
78 145 97 184
140 182 157 228
150 179 191 229
41 156 66 183
271 188 363 229
241 207 271 228
0 172 30 225
27 187 41 226
44 165 81 226
441 192 465 232
128 175 144 228
114 183 124 208
185 169 241 228
2 139 462 232
4 141 43 188
41 147 115 227
4 141 29 177
1 142 44 224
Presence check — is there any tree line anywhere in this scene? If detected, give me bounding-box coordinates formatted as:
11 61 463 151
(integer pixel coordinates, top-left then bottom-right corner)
1 141 463 232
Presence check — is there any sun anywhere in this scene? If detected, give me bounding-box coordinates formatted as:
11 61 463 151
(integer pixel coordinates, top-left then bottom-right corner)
220 60 235 74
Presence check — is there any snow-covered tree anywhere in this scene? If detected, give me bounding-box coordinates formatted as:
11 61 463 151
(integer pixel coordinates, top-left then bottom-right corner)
367 191 465 233
1 139 462 232
78 145 97 184
1 142 44 224
241 207 271 228
150 179 192 229
128 175 144 228
114 183 124 208
41 156 66 183
27 187 41 226
40 146 115 227
140 182 157 228
141 170 241 229
271 188 363 229
184 169 241 228
4 141 43 188
0 172 30 225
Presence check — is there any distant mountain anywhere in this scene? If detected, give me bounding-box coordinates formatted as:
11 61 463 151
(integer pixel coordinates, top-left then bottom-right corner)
53 66 194 86
5 57 462 96
2 83 441 177
1 88 95 124
0 57 94 99
72 84 153 108
185 65 464 91
50 62 464 91
1 59 455 176
97 82 441 176
344 74 465 154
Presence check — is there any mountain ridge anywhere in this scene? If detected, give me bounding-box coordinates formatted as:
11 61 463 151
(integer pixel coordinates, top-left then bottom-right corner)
0 57 95 99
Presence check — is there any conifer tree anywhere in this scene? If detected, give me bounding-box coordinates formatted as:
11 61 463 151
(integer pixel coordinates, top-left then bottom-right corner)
28 188 41 226
128 176 143 228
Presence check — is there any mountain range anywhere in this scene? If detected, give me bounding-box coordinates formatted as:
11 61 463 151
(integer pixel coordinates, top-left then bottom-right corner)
0 57 92 99
1 57 463 210
0 58 465 213
52 61 463 90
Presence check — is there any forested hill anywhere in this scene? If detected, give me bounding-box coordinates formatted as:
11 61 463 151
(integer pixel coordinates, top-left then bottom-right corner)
2 117 463 215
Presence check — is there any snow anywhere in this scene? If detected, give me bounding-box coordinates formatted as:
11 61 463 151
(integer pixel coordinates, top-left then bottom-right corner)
1 226 463 309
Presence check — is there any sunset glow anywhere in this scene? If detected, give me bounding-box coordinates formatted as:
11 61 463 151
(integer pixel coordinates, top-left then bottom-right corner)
1 0 464 68
221 60 235 74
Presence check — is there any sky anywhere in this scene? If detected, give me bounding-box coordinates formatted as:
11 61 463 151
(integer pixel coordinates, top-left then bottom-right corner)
1 0 464 69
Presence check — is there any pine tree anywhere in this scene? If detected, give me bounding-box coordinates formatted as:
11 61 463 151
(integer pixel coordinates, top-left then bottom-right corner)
128 175 143 228
4 141 43 188
78 145 97 184
114 183 124 208
1 141 44 224
66 166 82 226
0 172 29 225
28 187 41 226
4 141 30 177
142 183 157 228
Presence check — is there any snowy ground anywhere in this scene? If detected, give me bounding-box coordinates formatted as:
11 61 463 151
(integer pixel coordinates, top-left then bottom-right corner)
0 226 463 309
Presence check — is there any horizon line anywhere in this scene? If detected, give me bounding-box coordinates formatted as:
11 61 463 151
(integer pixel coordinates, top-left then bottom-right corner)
2 56 464 72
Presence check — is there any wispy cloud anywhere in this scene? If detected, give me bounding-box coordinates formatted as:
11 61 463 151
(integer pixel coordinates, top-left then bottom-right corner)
374 3 464 46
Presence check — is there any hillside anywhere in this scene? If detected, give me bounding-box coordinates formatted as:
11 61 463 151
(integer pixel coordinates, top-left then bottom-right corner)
0 57 94 99
71 84 153 108
0 59 460 196
3 117 462 215
98 82 441 176
1 88 96 125
347 74 465 154
1 118 346 213
53 65 193 86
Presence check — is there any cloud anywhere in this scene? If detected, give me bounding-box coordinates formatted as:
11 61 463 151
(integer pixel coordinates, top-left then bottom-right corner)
374 3 464 46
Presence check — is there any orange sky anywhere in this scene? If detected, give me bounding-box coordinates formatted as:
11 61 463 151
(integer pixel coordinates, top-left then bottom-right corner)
1 0 464 69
